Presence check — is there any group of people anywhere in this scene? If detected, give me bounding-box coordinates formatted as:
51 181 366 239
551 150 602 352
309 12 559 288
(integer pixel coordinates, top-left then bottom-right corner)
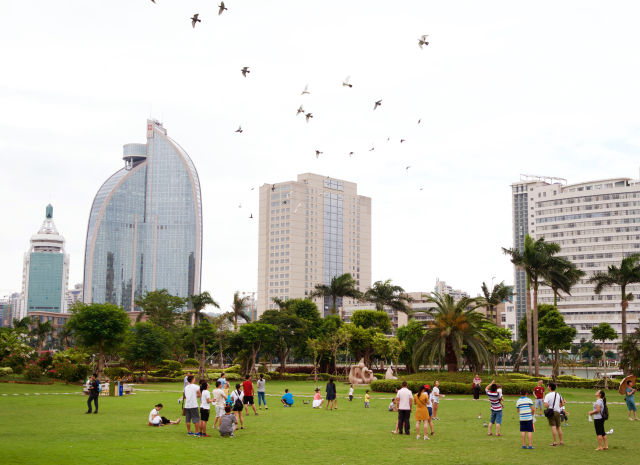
391 380 444 439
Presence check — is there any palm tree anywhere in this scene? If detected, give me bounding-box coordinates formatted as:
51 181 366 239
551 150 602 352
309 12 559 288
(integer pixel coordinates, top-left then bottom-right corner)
503 234 561 376
29 318 53 352
57 325 73 350
188 291 220 326
588 253 640 340
311 273 362 316
543 257 585 306
229 291 251 331
364 279 413 315
479 281 514 323
12 317 31 333
412 293 491 372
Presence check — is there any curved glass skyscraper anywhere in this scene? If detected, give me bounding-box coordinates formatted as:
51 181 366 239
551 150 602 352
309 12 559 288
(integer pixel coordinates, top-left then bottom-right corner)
84 120 202 310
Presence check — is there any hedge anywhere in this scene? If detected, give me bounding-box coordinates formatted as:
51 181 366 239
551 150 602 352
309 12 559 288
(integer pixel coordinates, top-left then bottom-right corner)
182 358 199 367
371 379 538 395
104 367 131 379
0 367 13 376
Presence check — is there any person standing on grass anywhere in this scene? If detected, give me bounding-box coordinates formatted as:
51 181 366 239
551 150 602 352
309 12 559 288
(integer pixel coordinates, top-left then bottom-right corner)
589 390 608 451
473 374 482 400
184 375 201 436
414 385 431 441
219 405 237 438
325 377 337 411
86 373 99 414
431 381 444 420
257 374 268 410
516 388 535 449
543 382 565 447
424 385 435 436
625 380 638 420
212 380 226 430
199 381 212 437
217 372 227 391
230 383 245 429
242 374 258 416
396 381 413 435
349 384 354 402
364 390 371 408
533 380 545 417
485 379 503 436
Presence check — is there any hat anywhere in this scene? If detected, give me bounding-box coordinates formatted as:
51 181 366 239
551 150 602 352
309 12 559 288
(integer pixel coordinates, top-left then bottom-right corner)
424 384 430 389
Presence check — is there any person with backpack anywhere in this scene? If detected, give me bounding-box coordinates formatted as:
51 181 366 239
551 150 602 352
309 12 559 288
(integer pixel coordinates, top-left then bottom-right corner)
543 382 565 446
86 373 100 414
230 383 245 429
589 390 609 451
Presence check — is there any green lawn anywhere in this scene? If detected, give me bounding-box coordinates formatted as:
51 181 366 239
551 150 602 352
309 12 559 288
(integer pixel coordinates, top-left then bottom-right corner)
0 380 637 464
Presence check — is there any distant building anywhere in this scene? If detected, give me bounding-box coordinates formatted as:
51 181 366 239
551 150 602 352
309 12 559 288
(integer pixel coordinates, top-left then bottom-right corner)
434 279 469 302
0 298 9 327
21 205 69 315
240 292 257 322
67 283 83 309
476 300 518 341
342 302 408 333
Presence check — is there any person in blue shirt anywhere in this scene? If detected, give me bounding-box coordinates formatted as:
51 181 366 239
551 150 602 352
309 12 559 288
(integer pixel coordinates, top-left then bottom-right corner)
281 389 294 407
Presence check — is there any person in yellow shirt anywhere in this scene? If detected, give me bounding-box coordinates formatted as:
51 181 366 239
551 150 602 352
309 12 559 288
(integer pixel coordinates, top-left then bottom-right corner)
414 385 431 440
364 390 371 408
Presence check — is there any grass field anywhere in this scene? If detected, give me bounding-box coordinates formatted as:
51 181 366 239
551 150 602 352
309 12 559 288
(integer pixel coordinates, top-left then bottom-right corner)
0 380 638 465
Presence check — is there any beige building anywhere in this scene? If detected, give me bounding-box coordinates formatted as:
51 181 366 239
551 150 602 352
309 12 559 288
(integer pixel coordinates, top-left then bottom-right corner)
257 173 371 317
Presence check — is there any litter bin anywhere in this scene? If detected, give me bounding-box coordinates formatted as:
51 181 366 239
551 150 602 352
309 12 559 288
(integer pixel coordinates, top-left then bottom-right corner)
109 382 115 397
118 382 123 397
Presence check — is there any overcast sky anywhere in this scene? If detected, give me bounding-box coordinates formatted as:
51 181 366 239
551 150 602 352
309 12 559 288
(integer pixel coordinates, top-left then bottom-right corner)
2 1 640 312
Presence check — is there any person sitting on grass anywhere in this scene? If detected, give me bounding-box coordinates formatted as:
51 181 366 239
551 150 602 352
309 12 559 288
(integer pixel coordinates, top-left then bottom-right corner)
148 403 180 426
516 389 534 449
281 388 294 407
219 405 237 438
312 388 324 408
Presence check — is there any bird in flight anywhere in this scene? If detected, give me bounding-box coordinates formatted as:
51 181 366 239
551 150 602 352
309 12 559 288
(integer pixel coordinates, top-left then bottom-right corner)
315 150 323 159
417 118 422 124
418 35 429 48
235 126 243 133
218 2 227 15
301 84 310 95
296 105 304 115
373 100 382 110
342 76 352 88
419 187 424 191
406 166 411 172
249 213 253 219
191 14 201 28
400 139 406 143
151 0 156 3
348 152 354 157
369 146 375 152
305 112 313 123
271 185 276 192
241 66 250 77
238 203 242 208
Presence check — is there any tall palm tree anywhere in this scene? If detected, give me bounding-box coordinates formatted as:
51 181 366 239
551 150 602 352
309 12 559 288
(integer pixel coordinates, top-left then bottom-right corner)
229 291 251 331
311 273 362 316
412 293 491 372
12 317 31 333
188 291 220 326
588 253 640 340
364 279 413 315
29 318 53 352
57 325 73 350
543 257 585 306
479 281 514 324
503 234 561 376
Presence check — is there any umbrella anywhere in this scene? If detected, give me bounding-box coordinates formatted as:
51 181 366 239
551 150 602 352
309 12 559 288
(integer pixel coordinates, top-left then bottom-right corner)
619 374 636 395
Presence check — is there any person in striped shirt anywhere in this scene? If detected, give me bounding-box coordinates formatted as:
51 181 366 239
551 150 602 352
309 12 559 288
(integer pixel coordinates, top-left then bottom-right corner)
485 379 503 436
516 388 535 449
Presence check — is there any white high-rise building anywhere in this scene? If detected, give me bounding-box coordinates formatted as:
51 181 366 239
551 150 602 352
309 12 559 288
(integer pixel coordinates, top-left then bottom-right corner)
511 175 640 343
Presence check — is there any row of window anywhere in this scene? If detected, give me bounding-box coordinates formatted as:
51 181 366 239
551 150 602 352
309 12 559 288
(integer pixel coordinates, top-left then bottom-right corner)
537 201 640 216
537 191 639 208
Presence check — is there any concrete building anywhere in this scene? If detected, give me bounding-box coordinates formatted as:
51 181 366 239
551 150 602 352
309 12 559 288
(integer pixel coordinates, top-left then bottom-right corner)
476 300 518 340
433 279 470 301
511 175 640 342
84 120 203 311
342 302 408 333
257 173 371 318
67 283 83 309
21 205 70 315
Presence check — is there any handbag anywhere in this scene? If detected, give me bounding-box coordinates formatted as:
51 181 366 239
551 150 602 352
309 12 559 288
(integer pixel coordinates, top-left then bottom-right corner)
544 392 558 418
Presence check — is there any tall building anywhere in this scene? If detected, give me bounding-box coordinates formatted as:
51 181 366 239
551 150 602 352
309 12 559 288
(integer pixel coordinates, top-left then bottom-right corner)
257 173 371 317
20 205 70 314
84 120 203 311
434 279 470 301
67 283 83 309
511 175 640 342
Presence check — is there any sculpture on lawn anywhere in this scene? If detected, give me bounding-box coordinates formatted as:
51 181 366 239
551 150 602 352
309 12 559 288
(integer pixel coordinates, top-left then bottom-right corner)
349 358 375 385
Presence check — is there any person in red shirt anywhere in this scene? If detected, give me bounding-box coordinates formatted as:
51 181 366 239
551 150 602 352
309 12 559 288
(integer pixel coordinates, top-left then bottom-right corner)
242 375 258 416
533 380 545 416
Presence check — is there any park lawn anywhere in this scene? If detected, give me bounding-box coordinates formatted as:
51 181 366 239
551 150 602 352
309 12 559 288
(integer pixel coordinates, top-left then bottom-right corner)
0 380 638 465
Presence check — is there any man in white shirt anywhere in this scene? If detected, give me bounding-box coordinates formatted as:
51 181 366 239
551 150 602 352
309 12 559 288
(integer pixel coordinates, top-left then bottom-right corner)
184 375 202 436
211 380 226 429
395 381 413 435
543 382 565 446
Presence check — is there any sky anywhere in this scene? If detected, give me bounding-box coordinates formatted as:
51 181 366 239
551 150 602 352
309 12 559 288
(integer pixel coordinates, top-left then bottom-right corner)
1 1 640 312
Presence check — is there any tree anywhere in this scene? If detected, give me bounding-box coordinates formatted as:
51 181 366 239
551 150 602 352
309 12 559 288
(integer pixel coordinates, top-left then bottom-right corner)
364 279 413 316
588 253 640 340
543 257 585 306
479 281 514 324
591 322 617 389
135 289 187 330
193 318 217 380
311 273 362 316
67 303 130 378
503 234 562 376
323 325 351 375
260 309 307 372
124 322 171 382
229 291 251 331
188 291 219 326
12 317 31 333
29 318 53 352
351 310 392 334
397 320 425 373
57 325 73 350
538 307 576 382
236 322 278 375
412 293 491 372
619 327 640 374
482 320 513 375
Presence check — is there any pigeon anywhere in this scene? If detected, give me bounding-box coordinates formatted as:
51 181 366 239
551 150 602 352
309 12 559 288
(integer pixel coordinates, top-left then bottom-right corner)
238 203 242 208
348 151 354 157
406 166 411 172
241 66 250 77
218 2 227 15
235 126 243 133
305 112 313 123
342 76 352 88
296 105 304 115
373 100 382 110
301 84 310 95
191 14 201 28
315 150 323 159
607 428 614 435
387 137 390 142
151 0 156 3
400 139 406 143
418 35 429 48
419 187 424 191
271 184 276 192
369 146 375 152
249 213 253 219
417 118 422 124
282 200 288 205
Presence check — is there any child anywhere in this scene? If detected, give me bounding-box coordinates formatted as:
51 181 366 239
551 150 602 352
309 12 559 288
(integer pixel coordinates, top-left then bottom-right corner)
312 388 323 408
625 380 638 421
349 384 354 402
364 390 370 408
516 388 534 449
560 405 570 426
219 405 237 437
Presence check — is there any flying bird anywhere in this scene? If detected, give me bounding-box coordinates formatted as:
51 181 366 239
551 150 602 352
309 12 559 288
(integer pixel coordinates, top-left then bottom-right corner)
151 0 156 3
373 100 382 110
400 139 406 143
342 76 352 88
249 213 253 219
235 126 243 133
417 118 422 124
238 203 242 208
419 187 424 191
218 2 227 15
271 184 276 192
294 202 303 213
418 35 429 48
191 14 201 28
315 150 323 159
405 166 411 172
348 152 354 157
296 105 304 115
369 146 375 152
241 67 250 77
301 84 310 95
305 112 313 123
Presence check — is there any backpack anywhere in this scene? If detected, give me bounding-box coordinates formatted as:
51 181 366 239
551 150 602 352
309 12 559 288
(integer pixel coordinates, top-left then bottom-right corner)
234 391 243 410
97 380 102 393
602 402 609 421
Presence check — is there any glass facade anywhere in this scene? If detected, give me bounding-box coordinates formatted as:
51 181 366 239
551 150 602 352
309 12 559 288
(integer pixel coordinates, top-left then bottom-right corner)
323 190 343 316
27 253 64 311
84 120 202 310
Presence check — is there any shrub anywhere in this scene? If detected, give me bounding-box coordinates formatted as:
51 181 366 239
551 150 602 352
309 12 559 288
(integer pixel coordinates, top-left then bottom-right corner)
104 367 131 379
37 352 54 371
161 360 182 372
24 362 42 381
225 364 242 374
370 379 538 396
0 367 13 376
182 358 199 367
276 365 314 374
2 353 27 374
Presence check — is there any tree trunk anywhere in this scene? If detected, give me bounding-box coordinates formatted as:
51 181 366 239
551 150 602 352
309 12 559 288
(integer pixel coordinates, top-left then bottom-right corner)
279 347 290 372
97 340 105 379
218 340 224 369
533 285 540 377
552 349 559 382
602 340 608 389
513 342 527 373
526 287 533 376
445 338 458 372
621 285 628 340
144 360 149 383
198 337 206 381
